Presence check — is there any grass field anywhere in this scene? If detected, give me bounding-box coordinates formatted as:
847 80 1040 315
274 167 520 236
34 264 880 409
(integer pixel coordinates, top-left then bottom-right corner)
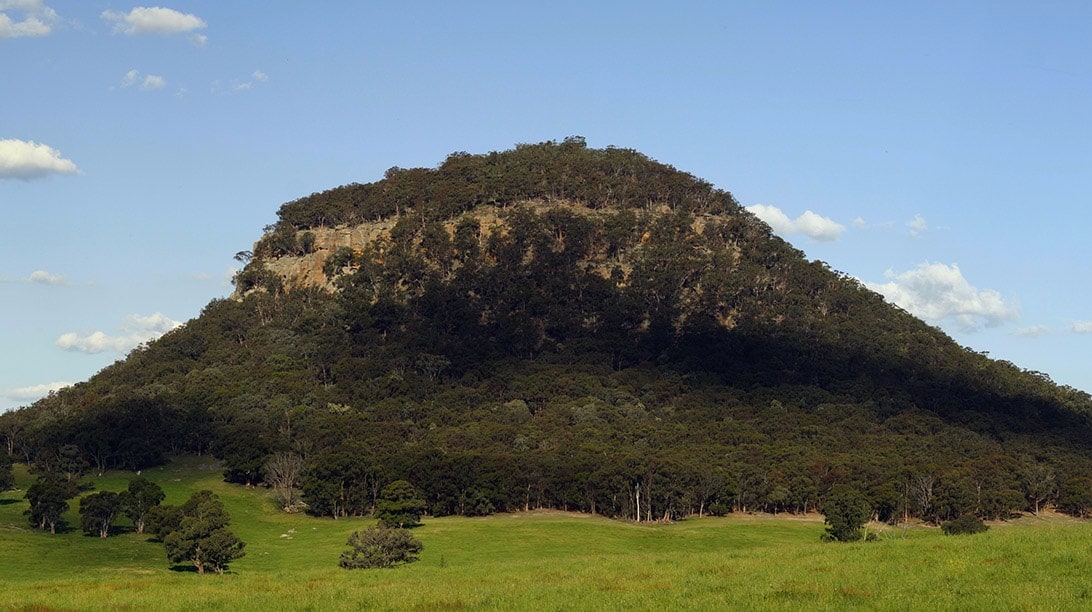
2 457 1091 611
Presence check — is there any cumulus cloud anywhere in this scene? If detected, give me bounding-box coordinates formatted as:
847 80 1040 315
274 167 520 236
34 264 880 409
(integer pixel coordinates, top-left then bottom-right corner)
0 139 78 180
865 262 1018 332
28 269 66 285
56 312 182 354
102 6 206 38
2 380 71 402
0 0 57 38
746 204 845 242
1073 321 1092 334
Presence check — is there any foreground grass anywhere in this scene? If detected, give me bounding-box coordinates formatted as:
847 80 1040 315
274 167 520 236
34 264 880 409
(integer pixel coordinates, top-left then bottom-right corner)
2 458 1091 610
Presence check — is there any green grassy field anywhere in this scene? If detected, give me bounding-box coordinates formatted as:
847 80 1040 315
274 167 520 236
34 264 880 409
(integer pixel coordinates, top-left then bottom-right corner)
2 457 1090 611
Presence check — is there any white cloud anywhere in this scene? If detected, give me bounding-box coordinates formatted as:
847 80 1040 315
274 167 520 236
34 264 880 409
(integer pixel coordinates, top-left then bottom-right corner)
102 6 206 36
0 139 78 180
746 204 845 242
865 262 1018 332
56 312 182 354
141 74 165 90
118 69 166 91
907 214 929 237
0 0 57 38
2 380 71 402
189 32 205 46
1073 321 1092 334
1013 325 1050 338
28 269 66 285
230 69 269 92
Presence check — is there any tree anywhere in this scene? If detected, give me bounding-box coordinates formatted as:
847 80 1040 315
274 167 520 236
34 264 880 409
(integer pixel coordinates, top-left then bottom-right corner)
0 452 13 491
909 473 936 521
79 491 121 538
25 476 75 534
119 476 165 534
32 444 87 483
161 490 246 574
145 503 184 541
1057 476 1092 518
821 484 871 542
262 452 303 511
339 526 423 569
376 480 426 528
1022 463 1056 515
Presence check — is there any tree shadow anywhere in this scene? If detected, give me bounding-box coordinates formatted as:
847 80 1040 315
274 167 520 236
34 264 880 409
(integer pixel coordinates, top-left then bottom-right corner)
166 564 239 575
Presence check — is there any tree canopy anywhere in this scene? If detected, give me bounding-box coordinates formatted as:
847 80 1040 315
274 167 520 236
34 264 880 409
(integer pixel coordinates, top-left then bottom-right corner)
159 490 246 574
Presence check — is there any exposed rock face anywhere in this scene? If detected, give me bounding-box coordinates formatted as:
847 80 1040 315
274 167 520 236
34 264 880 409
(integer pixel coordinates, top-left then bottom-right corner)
251 200 615 293
259 221 396 290
251 199 742 297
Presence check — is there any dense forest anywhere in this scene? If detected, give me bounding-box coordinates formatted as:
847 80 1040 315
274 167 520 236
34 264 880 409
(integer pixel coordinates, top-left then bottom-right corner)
4 138 1092 525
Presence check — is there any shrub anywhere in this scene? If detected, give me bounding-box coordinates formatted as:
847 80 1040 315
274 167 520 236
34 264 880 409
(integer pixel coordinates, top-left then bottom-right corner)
376 480 426 528
941 515 989 535
821 485 871 542
707 502 730 517
339 526 423 569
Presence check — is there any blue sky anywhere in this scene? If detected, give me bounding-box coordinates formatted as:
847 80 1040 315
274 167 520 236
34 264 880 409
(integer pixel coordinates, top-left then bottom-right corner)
2 1 1090 412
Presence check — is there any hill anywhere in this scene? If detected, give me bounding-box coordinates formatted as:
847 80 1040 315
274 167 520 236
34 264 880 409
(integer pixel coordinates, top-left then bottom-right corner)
3 138 1091 523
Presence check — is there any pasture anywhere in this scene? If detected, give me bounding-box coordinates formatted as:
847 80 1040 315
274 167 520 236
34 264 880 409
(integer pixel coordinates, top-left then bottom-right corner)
1 457 1090 610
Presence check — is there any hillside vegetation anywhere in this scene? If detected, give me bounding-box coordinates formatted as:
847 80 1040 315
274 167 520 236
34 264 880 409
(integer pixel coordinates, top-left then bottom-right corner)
3 138 1091 525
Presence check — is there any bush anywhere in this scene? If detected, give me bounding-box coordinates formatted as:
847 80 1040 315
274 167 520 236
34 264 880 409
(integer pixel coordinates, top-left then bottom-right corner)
376 480 426 528
941 515 989 535
821 485 871 542
707 502 730 517
339 526 423 569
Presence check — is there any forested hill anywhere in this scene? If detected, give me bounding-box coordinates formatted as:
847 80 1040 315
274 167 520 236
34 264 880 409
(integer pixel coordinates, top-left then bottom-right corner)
5 138 1092 522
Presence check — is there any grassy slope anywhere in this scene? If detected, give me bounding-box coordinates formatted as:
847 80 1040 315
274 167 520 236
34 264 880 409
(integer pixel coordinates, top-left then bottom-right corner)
2 457 1090 611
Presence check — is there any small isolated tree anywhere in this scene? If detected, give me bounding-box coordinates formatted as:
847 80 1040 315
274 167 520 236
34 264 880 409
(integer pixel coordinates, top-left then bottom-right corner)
119 476 165 534
79 491 121 538
340 526 423 569
376 480 426 528
161 490 246 574
941 515 989 535
25 476 75 534
821 484 871 542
